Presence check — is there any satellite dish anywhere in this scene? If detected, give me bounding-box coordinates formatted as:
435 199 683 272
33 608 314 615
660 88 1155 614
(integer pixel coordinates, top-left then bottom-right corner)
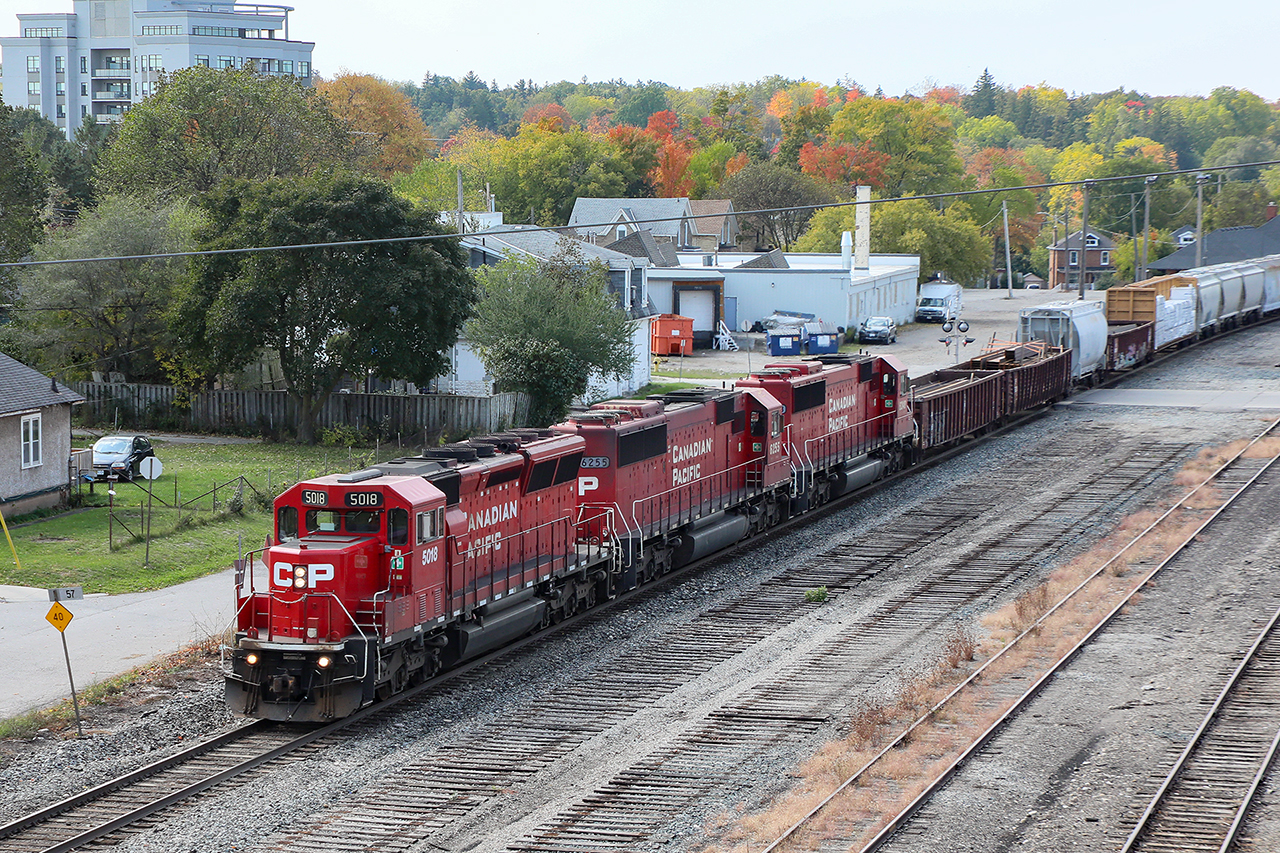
139 457 164 480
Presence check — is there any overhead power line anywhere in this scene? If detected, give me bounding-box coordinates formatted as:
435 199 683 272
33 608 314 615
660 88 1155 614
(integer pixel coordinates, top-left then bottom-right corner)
1 158 1277 271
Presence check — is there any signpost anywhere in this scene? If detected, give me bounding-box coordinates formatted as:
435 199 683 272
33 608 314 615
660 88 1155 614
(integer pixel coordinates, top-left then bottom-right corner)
46 588 84 737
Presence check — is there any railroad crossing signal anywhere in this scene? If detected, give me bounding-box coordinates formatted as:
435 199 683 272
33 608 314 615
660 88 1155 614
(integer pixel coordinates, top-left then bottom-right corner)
46 601 73 632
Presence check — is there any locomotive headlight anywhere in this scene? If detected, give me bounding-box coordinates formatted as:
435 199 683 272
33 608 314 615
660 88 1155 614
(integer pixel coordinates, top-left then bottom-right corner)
293 565 307 588
316 656 332 669
245 653 259 666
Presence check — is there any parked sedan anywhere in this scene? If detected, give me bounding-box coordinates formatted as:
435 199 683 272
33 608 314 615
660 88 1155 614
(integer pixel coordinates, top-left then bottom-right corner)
858 316 898 344
91 434 156 481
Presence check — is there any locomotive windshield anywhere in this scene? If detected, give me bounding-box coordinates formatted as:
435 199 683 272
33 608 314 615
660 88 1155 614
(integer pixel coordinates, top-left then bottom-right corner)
303 509 382 535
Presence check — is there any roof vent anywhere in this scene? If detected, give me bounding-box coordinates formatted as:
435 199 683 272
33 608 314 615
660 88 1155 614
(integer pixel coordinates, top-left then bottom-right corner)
336 468 382 483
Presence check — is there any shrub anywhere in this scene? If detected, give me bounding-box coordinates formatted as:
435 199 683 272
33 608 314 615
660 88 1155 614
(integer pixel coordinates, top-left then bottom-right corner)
804 586 829 603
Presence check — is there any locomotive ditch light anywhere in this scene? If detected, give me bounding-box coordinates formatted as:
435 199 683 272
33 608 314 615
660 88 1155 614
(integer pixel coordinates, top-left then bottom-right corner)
317 656 332 669
957 321 970 333
245 653 259 666
294 565 307 588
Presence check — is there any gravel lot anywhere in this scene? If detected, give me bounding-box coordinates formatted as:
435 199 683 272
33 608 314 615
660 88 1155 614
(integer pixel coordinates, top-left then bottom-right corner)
0 317 1275 853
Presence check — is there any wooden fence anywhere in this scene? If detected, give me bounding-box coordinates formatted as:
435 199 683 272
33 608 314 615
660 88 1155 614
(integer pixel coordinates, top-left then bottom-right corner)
72 382 528 438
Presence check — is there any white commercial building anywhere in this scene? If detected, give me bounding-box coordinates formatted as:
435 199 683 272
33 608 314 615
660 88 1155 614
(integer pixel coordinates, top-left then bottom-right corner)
646 251 920 346
1 0 314 136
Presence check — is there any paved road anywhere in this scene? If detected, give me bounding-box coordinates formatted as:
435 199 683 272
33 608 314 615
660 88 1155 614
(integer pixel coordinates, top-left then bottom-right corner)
0 571 236 720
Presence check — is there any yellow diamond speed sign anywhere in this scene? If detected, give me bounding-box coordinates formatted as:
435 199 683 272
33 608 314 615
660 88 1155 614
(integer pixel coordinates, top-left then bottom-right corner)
46 601 73 632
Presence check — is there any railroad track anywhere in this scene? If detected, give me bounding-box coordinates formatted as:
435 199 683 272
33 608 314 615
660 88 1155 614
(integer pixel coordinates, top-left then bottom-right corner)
0 425 1228 849
1118 606 1280 853
231 434 1197 853
0 720 306 853
753 415 1280 853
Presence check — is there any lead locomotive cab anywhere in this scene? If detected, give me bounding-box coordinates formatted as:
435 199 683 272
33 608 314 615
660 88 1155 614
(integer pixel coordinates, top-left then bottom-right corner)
225 468 449 722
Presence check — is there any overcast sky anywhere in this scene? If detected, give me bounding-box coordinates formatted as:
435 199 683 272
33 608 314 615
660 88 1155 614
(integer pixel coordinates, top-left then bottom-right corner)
4 0 1278 101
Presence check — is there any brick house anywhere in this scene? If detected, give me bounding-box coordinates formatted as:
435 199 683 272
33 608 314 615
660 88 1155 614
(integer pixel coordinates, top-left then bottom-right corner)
1049 230 1117 289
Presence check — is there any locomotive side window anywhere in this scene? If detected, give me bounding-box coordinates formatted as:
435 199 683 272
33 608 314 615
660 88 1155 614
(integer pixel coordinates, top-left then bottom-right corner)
417 509 442 543
346 511 380 534
277 506 298 540
771 411 784 438
388 508 409 546
526 458 558 493
751 410 764 436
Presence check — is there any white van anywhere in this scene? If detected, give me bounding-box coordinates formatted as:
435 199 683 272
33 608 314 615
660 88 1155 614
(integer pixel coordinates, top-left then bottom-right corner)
915 281 963 323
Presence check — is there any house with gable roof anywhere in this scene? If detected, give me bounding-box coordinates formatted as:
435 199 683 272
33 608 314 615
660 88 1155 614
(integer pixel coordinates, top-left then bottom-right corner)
1148 215 1280 274
568 198 704 249
1 352 84 518
1048 230 1117 289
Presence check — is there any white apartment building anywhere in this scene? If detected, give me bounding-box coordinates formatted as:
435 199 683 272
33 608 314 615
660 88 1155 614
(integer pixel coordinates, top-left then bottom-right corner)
1 1 314 136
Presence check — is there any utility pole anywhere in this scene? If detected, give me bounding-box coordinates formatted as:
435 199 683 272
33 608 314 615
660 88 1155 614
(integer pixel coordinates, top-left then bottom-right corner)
1140 175 1156 282
1002 199 1014 298
1078 183 1092 299
1195 174 1209 268
456 169 465 235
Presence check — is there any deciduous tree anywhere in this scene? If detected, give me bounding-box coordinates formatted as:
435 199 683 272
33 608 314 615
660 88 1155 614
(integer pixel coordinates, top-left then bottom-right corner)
0 100 46 298
96 66 353 197
12 195 194 382
465 242 635 426
316 73 431 178
722 161 837 249
828 97 964 197
175 174 474 442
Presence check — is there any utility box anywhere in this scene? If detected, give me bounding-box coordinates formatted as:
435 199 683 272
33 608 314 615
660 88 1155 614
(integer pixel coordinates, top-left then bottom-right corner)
651 314 694 356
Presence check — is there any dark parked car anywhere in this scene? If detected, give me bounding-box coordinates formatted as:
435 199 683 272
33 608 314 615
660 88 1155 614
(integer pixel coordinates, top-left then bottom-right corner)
858 316 898 344
91 434 156 480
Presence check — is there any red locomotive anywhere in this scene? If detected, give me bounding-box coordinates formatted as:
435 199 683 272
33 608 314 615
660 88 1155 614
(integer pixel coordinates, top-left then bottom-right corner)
224 351 1059 722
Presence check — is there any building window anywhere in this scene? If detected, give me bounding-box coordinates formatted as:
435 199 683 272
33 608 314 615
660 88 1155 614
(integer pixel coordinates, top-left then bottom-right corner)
27 56 39 72
1100 250 1110 266
21 414 42 469
80 56 88 73
81 82 88 96
195 54 209 67
141 25 181 36
81 104 88 116
193 26 240 37
28 82 40 96
281 59 293 73
139 54 163 72
298 61 309 78
23 26 63 38
1068 250 1078 267
55 81 65 96
55 55 65 73
56 104 66 118
218 55 234 69
1085 233 1098 248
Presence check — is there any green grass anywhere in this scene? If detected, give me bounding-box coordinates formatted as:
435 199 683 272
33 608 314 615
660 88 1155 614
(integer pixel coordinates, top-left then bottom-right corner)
0 438 401 594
